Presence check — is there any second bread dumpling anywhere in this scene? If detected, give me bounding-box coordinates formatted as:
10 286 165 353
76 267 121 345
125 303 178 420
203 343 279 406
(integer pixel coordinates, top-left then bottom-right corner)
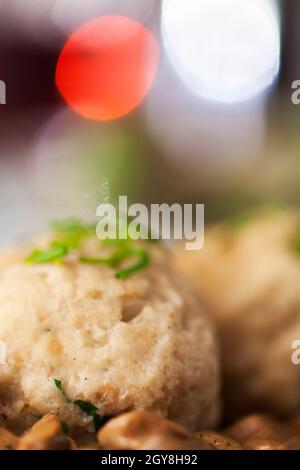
174 210 300 418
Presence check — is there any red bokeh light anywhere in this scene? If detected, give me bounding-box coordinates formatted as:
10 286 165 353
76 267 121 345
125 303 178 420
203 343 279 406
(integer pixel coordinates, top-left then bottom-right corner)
55 16 159 121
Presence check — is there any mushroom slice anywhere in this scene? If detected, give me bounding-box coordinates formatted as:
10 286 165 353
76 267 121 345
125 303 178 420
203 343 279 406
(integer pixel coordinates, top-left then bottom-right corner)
18 414 75 450
98 410 214 450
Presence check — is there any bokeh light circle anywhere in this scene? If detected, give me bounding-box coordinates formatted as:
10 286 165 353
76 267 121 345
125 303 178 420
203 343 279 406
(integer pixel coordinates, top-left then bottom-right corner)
162 0 280 104
56 16 159 121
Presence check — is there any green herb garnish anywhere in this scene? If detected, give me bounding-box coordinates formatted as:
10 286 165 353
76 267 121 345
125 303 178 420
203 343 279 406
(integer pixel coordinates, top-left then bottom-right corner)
53 380 103 432
81 246 150 279
116 247 150 279
80 219 151 278
25 218 151 279
53 379 72 404
74 400 103 431
54 378 63 391
74 400 98 415
25 243 68 264
25 219 95 264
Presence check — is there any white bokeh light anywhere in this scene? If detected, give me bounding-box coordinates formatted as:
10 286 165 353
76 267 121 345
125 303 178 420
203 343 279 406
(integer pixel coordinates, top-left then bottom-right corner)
162 0 280 103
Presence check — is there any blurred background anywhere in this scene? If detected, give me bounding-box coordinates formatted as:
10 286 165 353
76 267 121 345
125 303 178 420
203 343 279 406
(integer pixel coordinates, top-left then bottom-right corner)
0 0 299 246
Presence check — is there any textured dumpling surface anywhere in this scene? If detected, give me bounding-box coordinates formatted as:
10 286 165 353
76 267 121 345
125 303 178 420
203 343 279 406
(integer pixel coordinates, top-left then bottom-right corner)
174 210 300 418
0 234 220 432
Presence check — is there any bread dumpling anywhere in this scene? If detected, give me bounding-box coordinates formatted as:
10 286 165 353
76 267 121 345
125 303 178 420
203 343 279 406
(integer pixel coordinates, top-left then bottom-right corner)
0 231 220 432
174 210 300 418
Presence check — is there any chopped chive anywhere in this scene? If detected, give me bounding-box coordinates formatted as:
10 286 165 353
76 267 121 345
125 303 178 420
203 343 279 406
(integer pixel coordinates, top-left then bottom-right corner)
25 244 68 264
116 247 150 280
80 250 127 268
25 218 152 279
82 246 151 279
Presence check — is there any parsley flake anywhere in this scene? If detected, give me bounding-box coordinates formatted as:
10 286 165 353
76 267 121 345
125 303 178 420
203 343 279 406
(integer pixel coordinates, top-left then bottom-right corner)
53 380 103 432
